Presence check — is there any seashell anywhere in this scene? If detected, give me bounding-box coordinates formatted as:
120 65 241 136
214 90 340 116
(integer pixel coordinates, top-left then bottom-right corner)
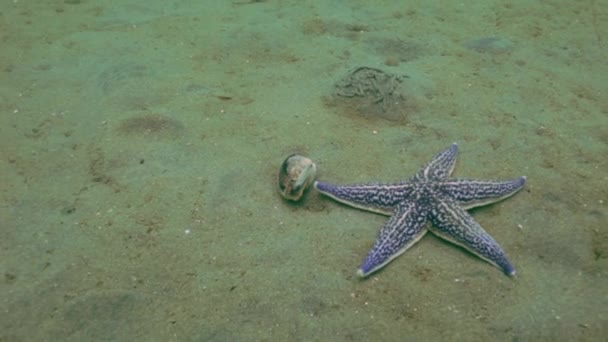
278 154 317 201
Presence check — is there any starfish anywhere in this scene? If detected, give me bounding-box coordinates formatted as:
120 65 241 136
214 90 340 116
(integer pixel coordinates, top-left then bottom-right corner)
314 143 526 278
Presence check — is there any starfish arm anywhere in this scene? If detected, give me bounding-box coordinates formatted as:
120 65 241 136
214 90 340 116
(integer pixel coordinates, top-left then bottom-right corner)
439 176 526 209
428 199 516 276
358 202 429 277
314 181 409 215
414 143 459 181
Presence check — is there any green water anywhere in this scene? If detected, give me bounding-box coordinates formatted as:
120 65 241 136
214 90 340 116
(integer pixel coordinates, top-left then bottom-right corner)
1 1 606 340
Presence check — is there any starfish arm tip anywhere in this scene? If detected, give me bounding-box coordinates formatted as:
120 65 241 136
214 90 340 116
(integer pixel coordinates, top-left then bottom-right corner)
314 181 327 191
517 176 527 187
503 263 516 276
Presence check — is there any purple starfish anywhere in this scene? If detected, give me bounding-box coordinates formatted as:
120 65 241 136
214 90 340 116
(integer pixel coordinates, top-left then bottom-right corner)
314 143 526 278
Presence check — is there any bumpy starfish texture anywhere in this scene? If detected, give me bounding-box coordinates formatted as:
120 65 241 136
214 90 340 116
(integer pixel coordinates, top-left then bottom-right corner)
314 143 526 278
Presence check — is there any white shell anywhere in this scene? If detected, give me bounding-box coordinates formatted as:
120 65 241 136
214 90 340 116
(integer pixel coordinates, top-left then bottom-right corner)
278 154 317 201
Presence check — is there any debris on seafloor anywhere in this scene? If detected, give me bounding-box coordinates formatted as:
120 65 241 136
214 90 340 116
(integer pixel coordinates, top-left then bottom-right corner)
464 37 513 54
325 66 417 124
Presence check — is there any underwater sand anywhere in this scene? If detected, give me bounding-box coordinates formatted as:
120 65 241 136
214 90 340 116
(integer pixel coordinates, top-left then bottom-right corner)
1 1 606 340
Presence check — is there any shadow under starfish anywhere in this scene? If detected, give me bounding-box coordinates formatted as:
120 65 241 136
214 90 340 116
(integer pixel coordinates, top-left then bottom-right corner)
314 143 526 278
